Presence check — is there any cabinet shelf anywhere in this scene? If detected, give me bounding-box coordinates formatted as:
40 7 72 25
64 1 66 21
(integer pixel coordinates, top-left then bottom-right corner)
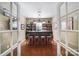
26 23 52 31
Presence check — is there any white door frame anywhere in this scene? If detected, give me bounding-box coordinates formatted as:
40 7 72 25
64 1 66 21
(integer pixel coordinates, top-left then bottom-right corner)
57 2 64 56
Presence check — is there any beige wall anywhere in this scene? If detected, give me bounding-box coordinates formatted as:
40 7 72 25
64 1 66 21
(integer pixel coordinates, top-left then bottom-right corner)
0 32 11 53
0 13 9 30
52 17 58 42
0 13 11 53
0 16 26 54
19 17 26 41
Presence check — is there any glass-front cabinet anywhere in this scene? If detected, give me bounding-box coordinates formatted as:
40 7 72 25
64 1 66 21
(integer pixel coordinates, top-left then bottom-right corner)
59 2 79 56
0 2 18 56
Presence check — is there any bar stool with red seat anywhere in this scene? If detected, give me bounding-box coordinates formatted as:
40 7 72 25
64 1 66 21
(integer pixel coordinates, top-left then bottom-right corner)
34 36 39 47
41 36 46 47
28 36 34 47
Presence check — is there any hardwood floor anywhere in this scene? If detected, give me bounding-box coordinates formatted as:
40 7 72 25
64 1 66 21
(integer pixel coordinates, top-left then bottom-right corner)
6 40 73 56
61 47 74 56
21 40 57 56
20 40 73 56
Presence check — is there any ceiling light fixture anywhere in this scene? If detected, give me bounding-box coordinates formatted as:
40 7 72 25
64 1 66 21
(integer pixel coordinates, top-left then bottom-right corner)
37 9 41 22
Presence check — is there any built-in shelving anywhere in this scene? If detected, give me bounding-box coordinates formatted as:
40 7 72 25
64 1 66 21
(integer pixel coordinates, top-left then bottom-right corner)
26 23 52 31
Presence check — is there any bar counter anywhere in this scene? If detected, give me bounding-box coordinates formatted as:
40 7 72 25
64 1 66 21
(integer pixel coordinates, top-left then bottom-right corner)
26 30 52 36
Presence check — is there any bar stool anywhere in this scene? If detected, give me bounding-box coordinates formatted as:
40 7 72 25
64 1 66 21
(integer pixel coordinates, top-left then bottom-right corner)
34 36 39 47
28 36 34 47
47 36 52 47
41 36 46 47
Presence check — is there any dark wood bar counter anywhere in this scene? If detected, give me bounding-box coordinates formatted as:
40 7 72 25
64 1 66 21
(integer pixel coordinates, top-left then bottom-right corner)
26 30 52 36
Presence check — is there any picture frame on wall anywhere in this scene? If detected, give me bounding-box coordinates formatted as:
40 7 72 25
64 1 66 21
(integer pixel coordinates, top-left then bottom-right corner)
21 24 25 30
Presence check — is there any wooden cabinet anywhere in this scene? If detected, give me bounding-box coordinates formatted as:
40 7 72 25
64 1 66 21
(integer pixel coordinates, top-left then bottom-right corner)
26 23 52 31
26 24 36 31
42 23 52 31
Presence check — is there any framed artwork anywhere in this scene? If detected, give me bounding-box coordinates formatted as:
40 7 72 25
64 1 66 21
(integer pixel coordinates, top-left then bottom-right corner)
21 24 25 30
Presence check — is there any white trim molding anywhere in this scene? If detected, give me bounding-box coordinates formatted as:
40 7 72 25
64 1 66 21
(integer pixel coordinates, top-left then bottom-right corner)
0 43 18 56
59 42 79 56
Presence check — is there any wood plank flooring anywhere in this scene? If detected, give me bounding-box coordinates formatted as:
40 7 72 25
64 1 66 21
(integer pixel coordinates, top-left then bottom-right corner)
21 40 57 56
7 40 73 56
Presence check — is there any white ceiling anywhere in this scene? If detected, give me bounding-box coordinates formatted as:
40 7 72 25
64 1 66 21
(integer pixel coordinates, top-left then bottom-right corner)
19 2 57 18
